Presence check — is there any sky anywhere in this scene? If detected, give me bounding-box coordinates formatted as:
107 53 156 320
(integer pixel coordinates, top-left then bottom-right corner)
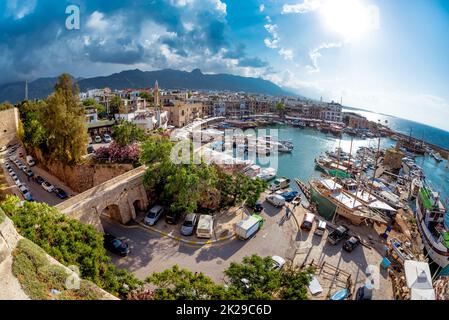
1 0 449 131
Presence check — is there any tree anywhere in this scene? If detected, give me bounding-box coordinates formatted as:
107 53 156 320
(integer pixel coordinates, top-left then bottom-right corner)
224 255 282 300
139 91 152 102
83 98 107 119
146 265 227 300
40 74 88 164
217 172 267 208
276 102 286 118
224 254 313 300
110 95 127 114
0 196 142 298
112 120 145 147
0 102 14 111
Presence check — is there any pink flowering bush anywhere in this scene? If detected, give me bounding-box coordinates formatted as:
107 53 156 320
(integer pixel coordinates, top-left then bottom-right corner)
94 142 140 163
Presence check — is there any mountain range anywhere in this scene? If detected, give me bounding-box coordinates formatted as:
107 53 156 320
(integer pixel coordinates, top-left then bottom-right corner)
0 69 292 103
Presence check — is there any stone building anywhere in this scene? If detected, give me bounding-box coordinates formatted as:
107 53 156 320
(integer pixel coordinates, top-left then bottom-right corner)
384 143 405 170
163 102 203 127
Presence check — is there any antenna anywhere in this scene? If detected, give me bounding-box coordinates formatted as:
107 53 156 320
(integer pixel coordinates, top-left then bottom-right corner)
25 80 28 101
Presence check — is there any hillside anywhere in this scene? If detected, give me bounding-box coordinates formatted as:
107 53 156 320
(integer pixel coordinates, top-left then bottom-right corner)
0 69 291 103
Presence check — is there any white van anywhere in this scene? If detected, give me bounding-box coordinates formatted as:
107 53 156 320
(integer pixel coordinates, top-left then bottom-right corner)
26 155 35 167
266 194 286 207
196 214 214 239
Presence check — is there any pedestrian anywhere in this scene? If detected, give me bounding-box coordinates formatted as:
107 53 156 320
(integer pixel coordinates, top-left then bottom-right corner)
285 206 291 219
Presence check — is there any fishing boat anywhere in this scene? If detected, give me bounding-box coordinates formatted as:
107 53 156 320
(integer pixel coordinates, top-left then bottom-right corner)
415 182 449 268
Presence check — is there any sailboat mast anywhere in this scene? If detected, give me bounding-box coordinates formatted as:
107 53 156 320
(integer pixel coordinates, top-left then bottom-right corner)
368 136 381 199
333 138 342 190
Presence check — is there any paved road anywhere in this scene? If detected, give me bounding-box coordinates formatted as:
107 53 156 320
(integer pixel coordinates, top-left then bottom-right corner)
102 201 298 282
0 146 75 206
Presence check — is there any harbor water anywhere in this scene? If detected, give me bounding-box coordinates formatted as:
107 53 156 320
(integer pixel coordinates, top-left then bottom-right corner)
246 124 449 203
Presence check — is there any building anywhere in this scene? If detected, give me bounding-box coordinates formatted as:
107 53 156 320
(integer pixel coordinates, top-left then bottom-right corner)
345 113 370 129
383 143 405 170
321 101 343 122
0 108 19 147
163 102 203 127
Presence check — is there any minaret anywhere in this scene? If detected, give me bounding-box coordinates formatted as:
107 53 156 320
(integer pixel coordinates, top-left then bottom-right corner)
154 80 159 107
25 80 28 101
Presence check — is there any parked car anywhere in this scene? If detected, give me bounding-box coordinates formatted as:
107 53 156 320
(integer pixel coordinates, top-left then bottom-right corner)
254 201 264 213
35 176 45 185
94 135 102 143
144 205 165 226
41 181 55 192
180 213 198 236
25 169 34 177
300 212 316 231
327 225 349 245
165 211 182 225
266 194 286 207
280 190 299 202
271 255 286 270
314 220 327 236
268 177 290 192
87 144 95 154
343 236 361 252
26 155 35 166
103 233 130 257
103 134 112 143
54 188 68 199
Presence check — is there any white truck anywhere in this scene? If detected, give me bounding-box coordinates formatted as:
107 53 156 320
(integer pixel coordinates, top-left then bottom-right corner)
235 215 264 240
26 155 35 166
196 214 214 239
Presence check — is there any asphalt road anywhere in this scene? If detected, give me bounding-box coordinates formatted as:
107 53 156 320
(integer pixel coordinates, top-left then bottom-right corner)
102 201 298 282
0 146 74 206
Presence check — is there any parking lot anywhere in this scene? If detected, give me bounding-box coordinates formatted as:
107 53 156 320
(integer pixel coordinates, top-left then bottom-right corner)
0 144 77 206
101 199 298 282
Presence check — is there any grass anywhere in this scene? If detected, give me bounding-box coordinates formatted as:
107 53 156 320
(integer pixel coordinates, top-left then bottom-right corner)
0 207 4 224
12 239 103 300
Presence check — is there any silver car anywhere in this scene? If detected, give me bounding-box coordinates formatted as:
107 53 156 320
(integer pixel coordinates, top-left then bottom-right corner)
144 205 164 226
180 213 198 236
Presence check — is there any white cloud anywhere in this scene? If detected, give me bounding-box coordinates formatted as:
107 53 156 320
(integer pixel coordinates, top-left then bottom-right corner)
264 23 279 49
213 0 227 14
282 0 321 14
6 0 37 20
279 48 294 61
86 11 109 31
307 42 342 72
259 4 265 12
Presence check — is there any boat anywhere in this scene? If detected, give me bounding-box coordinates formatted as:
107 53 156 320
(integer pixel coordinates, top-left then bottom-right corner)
431 151 443 162
255 167 277 181
329 288 349 300
415 182 449 268
309 178 388 224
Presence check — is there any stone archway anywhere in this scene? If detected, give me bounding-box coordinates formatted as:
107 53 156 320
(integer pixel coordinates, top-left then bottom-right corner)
102 204 121 222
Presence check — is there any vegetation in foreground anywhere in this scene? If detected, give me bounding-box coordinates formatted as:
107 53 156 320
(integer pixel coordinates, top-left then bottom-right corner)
12 238 105 300
130 255 314 300
1 196 142 298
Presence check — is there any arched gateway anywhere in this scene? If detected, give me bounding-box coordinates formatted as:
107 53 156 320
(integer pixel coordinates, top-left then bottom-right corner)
55 166 149 232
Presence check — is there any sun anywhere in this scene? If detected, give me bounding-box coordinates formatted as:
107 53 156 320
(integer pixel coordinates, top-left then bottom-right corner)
319 0 379 41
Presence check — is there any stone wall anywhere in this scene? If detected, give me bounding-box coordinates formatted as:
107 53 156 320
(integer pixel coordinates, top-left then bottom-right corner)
33 151 133 193
0 108 19 148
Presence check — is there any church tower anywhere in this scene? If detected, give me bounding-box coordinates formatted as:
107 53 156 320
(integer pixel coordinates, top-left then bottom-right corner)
154 80 159 107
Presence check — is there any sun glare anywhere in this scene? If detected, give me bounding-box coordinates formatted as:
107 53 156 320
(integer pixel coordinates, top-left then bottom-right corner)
320 0 379 41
